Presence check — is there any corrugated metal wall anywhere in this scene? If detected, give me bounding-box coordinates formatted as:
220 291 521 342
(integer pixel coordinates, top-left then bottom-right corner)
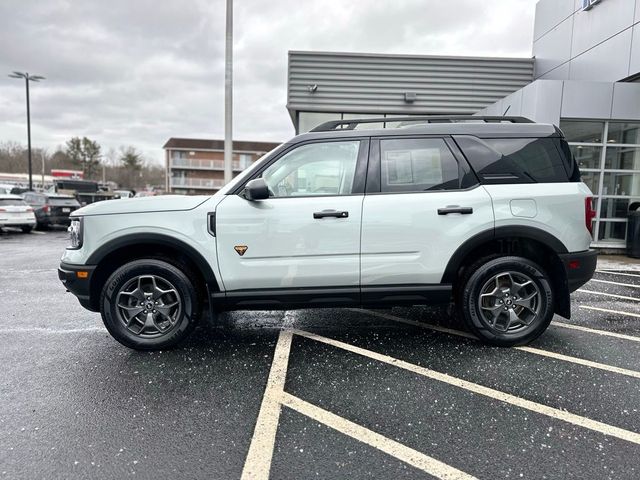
287 51 534 118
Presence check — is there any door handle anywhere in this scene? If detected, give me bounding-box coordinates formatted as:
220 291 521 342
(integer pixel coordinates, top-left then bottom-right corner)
437 206 473 215
313 209 349 219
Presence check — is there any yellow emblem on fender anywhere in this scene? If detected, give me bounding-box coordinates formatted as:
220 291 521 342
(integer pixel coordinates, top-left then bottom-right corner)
234 245 248 256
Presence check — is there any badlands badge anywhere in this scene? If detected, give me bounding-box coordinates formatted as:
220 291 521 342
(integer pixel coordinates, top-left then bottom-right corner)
234 245 248 256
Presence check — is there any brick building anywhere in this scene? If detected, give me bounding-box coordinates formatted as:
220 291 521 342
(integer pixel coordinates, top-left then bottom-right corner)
163 138 281 195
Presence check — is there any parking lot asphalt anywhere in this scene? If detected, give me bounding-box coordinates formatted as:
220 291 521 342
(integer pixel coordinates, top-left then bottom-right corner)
1 229 639 479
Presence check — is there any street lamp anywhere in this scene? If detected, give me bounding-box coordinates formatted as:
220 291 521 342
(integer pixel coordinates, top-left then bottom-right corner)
9 71 45 191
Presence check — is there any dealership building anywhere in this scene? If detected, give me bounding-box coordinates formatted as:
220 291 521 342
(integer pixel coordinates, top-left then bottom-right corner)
286 0 640 249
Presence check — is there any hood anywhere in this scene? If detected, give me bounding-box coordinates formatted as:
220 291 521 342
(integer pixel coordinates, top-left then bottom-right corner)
73 195 210 216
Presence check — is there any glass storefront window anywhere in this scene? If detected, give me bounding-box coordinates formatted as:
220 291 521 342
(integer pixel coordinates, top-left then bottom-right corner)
601 172 640 197
599 197 640 219
559 120 605 143
604 146 640 170
563 119 640 246
598 221 627 242
570 145 601 169
580 171 600 193
607 122 640 144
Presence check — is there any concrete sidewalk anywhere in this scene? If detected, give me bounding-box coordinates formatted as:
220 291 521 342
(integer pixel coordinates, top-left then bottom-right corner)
597 254 640 272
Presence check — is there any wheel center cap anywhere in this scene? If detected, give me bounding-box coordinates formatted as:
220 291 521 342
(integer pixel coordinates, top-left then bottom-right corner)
145 301 154 310
505 299 513 306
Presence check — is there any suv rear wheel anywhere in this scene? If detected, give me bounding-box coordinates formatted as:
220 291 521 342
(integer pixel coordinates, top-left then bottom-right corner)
100 259 200 350
459 256 554 346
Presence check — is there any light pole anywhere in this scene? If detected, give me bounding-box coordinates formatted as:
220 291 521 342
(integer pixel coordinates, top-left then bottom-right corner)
223 0 233 185
9 71 45 191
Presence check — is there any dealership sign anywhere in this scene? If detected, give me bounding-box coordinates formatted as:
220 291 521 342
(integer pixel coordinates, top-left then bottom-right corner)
582 0 602 10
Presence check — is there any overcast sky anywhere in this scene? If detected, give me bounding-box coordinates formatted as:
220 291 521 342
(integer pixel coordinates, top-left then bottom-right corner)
0 0 538 165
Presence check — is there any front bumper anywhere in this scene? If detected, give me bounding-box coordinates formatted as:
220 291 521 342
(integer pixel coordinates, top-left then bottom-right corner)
560 249 598 292
58 262 97 311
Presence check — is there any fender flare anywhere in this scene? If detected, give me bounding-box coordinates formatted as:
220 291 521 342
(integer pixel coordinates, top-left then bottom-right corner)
441 225 568 283
87 233 218 285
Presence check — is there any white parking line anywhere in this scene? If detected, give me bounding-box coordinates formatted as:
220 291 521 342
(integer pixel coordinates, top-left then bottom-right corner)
552 321 640 342
349 308 476 339
242 329 476 479
589 278 640 289
241 330 293 480
516 346 640 379
357 309 640 379
580 305 640 318
0 327 105 334
576 289 640 302
294 329 640 446
281 392 477 480
597 270 640 279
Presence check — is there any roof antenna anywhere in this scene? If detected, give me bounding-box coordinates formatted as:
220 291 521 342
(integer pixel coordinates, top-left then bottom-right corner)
503 105 511 116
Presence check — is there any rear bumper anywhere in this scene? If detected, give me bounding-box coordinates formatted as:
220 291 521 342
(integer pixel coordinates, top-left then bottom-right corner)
40 215 72 226
58 262 97 311
559 249 598 292
0 218 36 226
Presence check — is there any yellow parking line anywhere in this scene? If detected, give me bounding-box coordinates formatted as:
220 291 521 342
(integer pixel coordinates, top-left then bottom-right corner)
580 305 640 318
281 392 477 480
552 321 640 342
576 289 640 302
241 330 293 480
356 309 640 379
293 329 640 446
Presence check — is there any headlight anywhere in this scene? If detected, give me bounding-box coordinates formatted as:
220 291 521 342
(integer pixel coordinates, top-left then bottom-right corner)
67 217 83 249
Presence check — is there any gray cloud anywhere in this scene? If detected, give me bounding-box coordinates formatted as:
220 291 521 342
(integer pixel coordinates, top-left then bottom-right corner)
0 0 536 164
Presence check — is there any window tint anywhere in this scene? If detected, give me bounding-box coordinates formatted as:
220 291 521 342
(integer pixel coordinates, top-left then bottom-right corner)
49 197 80 206
380 138 460 193
455 136 572 183
261 141 360 197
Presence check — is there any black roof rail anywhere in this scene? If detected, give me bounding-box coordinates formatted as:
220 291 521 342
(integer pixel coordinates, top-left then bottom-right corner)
310 115 534 132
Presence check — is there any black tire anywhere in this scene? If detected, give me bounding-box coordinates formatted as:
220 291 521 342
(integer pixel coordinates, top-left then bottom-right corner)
21 226 33 233
100 259 200 350
458 256 554 347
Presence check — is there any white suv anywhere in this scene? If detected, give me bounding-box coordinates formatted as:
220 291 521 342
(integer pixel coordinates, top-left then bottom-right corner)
59 116 597 350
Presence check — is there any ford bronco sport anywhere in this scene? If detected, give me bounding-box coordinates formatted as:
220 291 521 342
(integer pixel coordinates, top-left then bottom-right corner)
59 116 597 350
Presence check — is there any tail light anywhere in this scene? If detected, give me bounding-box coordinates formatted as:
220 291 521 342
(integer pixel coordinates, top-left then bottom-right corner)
42 204 50 213
585 197 596 236
26 207 33 212
0 208 5 212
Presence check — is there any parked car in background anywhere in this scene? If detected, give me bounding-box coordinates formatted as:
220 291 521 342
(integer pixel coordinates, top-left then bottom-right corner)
23 192 81 229
0 194 36 233
134 191 157 198
114 190 135 199
0 184 16 195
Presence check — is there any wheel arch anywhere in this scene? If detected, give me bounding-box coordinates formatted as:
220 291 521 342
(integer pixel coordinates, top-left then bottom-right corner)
87 233 219 312
443 226 571 318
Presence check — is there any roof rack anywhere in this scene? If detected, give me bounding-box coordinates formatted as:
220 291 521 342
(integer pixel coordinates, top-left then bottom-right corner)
310 115 534 132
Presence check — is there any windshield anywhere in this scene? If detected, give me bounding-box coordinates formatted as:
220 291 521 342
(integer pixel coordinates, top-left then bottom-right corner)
0 199 28 206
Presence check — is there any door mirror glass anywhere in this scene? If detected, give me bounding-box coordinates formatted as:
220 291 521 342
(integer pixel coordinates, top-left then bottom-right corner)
244 178 270 201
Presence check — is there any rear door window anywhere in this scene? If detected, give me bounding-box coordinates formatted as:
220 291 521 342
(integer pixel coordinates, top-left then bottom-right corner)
379 138 460 192
454 136 571 183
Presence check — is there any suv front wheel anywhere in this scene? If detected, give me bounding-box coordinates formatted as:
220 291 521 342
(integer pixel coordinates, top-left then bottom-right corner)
459 256 554 346
100 259 200 350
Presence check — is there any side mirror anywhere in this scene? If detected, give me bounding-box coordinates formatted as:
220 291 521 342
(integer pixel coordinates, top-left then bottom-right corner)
244 178 270 201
